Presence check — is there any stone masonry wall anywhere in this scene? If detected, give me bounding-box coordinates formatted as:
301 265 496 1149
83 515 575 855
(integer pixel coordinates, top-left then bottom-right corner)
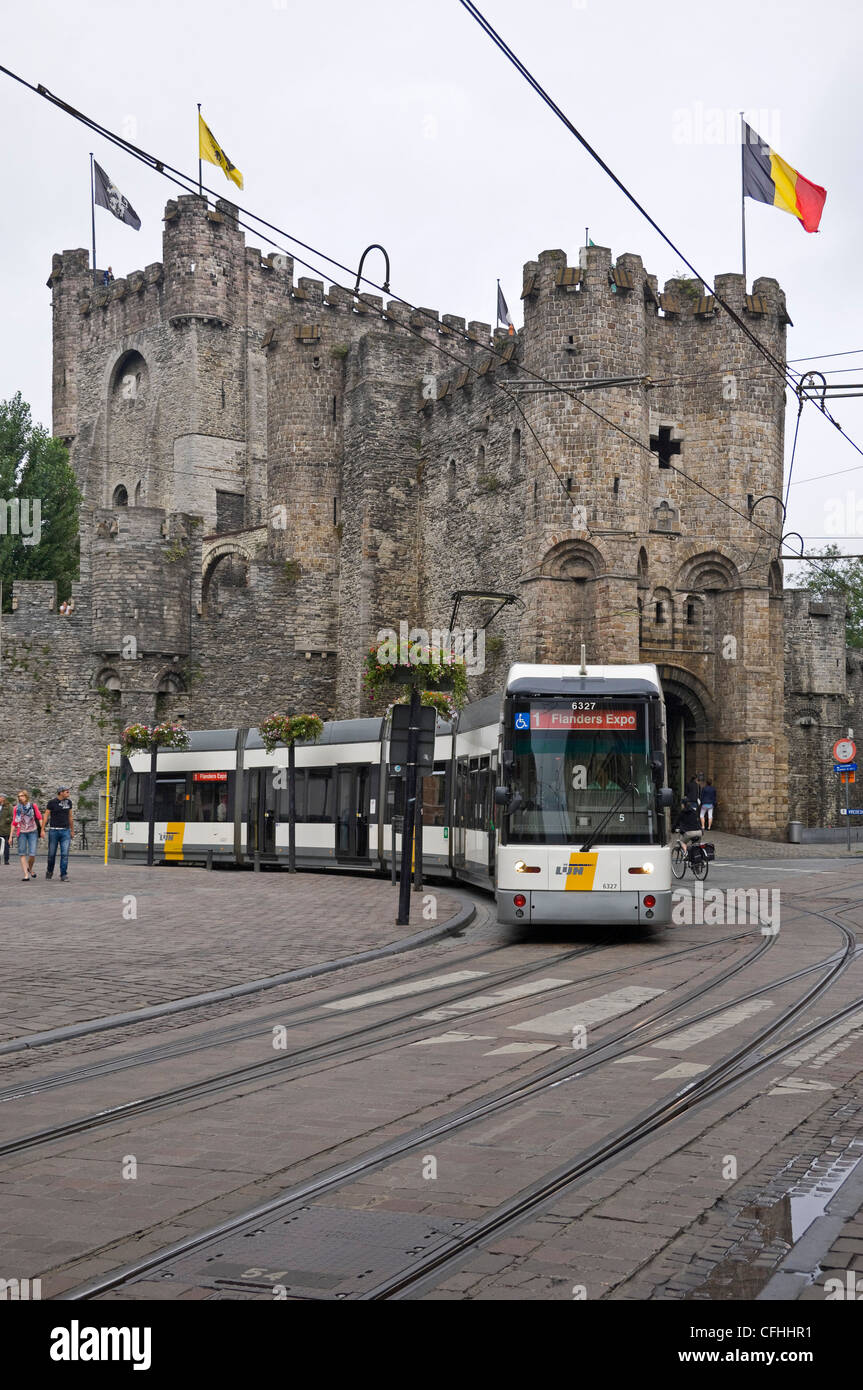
0 206 850 835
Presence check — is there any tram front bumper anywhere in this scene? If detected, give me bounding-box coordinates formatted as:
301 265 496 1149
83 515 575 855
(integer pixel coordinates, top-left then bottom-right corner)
496 889 672 928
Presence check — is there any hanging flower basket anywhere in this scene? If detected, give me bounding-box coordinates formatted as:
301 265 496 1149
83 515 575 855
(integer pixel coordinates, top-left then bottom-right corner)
258 713 325 755
362 645 468 708
121 722 190 756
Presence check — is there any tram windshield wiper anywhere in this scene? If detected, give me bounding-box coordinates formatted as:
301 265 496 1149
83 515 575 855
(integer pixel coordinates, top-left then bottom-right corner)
578 782 636 853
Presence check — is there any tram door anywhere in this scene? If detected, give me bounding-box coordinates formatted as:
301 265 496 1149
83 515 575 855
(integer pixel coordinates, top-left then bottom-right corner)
247 768 276 856
335 764 370 861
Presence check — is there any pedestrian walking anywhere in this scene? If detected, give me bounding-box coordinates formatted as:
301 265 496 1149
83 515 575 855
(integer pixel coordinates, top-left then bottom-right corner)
700 778 717 830
44 786 75 882
0 794 12 866
684 772 701 806
12 790 43 881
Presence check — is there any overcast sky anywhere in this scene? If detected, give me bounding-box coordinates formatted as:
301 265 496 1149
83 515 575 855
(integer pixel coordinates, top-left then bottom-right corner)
2 0 861 572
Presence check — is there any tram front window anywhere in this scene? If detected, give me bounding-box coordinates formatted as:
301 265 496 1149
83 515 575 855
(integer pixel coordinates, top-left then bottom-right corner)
508 699 657 845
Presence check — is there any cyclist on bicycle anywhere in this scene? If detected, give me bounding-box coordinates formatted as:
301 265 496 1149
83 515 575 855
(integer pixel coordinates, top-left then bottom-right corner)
672 798 702 857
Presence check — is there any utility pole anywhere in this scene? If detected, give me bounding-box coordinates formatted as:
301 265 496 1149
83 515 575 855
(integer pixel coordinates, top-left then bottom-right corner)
396 685 421 926
146 737 157 867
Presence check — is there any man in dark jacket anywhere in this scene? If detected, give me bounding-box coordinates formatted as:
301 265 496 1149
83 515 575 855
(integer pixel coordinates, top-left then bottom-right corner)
673 799 703 855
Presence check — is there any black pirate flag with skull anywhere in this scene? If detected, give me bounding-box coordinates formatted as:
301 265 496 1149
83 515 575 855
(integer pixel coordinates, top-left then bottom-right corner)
93 161 141 230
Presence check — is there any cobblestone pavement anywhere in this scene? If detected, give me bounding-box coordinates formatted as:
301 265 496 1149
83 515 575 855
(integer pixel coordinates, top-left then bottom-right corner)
0 848 860 1304
0 856 464 1043
706 829 863 860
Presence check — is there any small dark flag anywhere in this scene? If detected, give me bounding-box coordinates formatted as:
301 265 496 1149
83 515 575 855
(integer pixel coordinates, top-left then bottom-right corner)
93 161 141 230
497 283 514 335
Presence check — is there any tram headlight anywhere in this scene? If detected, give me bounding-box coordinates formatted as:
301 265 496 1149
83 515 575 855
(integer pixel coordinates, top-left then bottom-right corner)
514 861 541 873
628 863 654 874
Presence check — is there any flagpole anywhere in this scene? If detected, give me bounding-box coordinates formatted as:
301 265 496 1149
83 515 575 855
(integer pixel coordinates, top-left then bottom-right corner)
197 103 202 197
496 277 500 329
89 153 97 286
740 111 747 287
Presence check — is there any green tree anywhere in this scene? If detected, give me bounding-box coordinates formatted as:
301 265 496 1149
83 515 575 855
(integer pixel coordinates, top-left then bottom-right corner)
0 393 80 609
799 544 863 648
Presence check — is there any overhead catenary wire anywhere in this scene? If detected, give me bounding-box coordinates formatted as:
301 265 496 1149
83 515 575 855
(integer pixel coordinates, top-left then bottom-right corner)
456 1 863 516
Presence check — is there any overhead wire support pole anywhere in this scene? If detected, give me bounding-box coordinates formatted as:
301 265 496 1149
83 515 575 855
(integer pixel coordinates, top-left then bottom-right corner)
197 103 202 196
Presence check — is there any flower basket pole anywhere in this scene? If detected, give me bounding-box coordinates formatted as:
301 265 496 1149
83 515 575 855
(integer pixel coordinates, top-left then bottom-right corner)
121 724 190 867
258 714 324 873
395 681 422 927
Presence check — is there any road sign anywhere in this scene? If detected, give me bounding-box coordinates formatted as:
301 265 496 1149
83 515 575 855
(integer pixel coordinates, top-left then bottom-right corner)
841 772 856 784
834 762 857 773
389 703 436 768
840 808 863 815
833 738 857 764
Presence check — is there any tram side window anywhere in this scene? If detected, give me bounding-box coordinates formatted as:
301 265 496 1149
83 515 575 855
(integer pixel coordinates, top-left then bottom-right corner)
153 776 187 821
422 763 447 826
277 772 307 822
466 756 490 829
305 769 333 823
190 776 232 822
385 773 405 823
276 769 333 822
123 772 147 821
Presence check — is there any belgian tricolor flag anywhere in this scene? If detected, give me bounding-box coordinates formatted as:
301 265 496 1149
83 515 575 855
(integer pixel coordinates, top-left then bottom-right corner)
742 122 826 233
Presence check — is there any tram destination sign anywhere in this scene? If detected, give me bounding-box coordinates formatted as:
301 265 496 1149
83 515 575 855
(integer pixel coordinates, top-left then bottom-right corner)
522 709 638 731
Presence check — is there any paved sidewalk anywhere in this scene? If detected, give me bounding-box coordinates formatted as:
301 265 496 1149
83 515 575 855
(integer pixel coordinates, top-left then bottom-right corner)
707 829 863 860
0 858 464 1042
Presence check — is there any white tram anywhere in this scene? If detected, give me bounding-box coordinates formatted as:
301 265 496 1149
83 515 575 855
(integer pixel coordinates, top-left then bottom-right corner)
113 663 673 927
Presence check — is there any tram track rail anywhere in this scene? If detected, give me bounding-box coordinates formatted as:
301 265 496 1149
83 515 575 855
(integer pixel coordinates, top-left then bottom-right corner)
0 918 774 1108
59 913 858 1303
0 927 775 1161
54 911 852 1300
368 916 862 1299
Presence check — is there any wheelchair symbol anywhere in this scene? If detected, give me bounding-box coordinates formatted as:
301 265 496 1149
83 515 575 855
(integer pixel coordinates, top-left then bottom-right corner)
515 713 529 730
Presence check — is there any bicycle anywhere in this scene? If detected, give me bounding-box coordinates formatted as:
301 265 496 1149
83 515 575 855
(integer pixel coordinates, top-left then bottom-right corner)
671 834 714 880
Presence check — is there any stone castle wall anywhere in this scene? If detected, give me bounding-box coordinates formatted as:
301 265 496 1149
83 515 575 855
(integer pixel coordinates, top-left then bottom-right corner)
0 199 855 834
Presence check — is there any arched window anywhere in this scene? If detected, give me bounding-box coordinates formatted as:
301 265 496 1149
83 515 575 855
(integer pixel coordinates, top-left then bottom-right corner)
110 350 148 404
96 668 121 702
157 673 184 694
112 485 128 507
134 481 143 505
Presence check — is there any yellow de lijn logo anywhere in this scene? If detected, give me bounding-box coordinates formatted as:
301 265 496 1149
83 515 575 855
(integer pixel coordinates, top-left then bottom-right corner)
564 853 598 891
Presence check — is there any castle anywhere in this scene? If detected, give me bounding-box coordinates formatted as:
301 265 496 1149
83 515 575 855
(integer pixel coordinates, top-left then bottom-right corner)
1 194 859 837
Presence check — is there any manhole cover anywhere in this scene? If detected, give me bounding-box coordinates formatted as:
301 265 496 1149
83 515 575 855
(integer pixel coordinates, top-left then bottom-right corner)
131 1204 468 1298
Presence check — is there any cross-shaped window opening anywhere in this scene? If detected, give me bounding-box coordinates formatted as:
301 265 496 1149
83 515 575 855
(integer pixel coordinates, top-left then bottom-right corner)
650 426 681 469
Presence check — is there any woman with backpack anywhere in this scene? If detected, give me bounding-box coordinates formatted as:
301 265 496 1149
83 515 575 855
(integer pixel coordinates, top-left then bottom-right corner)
12 790 43 881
